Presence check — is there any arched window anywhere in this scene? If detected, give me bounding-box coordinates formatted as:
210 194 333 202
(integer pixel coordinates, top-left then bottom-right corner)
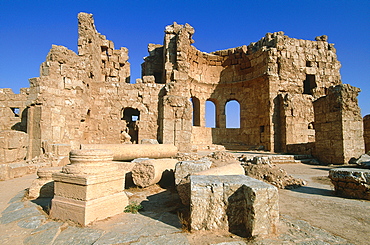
205 100 216 128
191 97 201 126
225 100 240 128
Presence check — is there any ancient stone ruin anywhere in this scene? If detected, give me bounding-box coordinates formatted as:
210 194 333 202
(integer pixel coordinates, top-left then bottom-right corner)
0 12 367 177
0 12 369 239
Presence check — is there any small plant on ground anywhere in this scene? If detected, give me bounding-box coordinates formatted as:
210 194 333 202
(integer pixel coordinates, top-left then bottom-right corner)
124 201 143 214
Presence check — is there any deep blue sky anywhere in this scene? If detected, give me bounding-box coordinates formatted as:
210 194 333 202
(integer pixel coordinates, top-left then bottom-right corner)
0 0 369 117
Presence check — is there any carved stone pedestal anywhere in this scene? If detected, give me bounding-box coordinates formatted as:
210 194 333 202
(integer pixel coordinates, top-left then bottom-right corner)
50 149 128 226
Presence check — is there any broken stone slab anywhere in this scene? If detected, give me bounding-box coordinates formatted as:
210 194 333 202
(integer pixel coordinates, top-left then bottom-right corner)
131 158 178 187
28 166 62 199
329 168 370 200
356 154 370 169
80 144 178 161
190 175 279 238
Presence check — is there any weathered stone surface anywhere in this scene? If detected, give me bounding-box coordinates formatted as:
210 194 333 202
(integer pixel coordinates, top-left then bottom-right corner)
52 226 104 245
131 158 178 187
356 154 370 168
243 156 306 189
0 206 41 224
313 84 365 164
28 166 61 199
174 159 212 185
194 163 245 176
190 175 279 238
329 168 370 200
81 144 178 161
50 149 128 226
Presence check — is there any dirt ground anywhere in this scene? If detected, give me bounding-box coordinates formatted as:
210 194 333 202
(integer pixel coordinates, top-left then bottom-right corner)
277 163 370 245
0 161 369 244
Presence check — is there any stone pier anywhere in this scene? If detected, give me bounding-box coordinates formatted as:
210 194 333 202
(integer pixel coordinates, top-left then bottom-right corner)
50 149 128 226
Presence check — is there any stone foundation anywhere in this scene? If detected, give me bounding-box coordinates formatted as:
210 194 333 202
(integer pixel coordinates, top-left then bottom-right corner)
190 175 279 238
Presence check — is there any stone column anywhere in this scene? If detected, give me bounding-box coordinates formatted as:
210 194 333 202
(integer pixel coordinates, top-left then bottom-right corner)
50 149 128 226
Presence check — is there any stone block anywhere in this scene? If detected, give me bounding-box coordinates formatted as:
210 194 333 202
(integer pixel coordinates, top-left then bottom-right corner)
329 168 370 200
51 192 128 226
190 175 279 238
174 159 212 185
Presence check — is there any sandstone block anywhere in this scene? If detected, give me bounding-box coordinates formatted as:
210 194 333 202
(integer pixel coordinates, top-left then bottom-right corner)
194 163 245 176
329 168 370 200
131 158 178 187
174 159 212 185
28 166 62 199
50 149 128 226
190 175 279 238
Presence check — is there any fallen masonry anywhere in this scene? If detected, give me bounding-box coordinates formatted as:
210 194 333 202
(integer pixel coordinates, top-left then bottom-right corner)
329 168 370 200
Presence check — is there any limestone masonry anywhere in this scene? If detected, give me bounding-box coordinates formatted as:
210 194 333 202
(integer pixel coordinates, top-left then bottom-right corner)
0 12 368 177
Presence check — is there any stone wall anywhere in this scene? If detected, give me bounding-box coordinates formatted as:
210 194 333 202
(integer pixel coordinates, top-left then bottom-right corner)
27 13 163 157
364 115 370 153
0 13 366 171
0 88 28 132
313 84 364 164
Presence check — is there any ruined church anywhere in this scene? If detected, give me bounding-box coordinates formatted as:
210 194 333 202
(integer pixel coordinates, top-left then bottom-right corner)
0 12 368 179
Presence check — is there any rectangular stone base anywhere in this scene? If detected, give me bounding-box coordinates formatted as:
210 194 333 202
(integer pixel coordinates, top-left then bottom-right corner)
190 175 279 238
50 191 128 226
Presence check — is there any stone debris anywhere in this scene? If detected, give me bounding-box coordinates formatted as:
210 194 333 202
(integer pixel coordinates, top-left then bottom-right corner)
208 151 236 162
242 157 306 189
189 175 279 238
329 168 370 200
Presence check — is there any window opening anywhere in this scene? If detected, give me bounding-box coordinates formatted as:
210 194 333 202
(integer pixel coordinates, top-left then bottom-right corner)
303 74 317 95
191 97 201 126
225 100 240 128
11 108 20 117
205 100 216 128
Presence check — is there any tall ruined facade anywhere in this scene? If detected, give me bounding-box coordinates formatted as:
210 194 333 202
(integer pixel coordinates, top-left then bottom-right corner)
0 13 367 170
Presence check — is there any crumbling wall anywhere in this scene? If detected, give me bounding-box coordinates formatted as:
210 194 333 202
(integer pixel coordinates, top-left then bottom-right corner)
27 13 162 158
0 88 28 132
363 115 370 153
313 84 364 164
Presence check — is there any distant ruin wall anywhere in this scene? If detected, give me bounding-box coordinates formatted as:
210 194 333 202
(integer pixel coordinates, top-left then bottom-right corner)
364 115 370 153
0 88 28 132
